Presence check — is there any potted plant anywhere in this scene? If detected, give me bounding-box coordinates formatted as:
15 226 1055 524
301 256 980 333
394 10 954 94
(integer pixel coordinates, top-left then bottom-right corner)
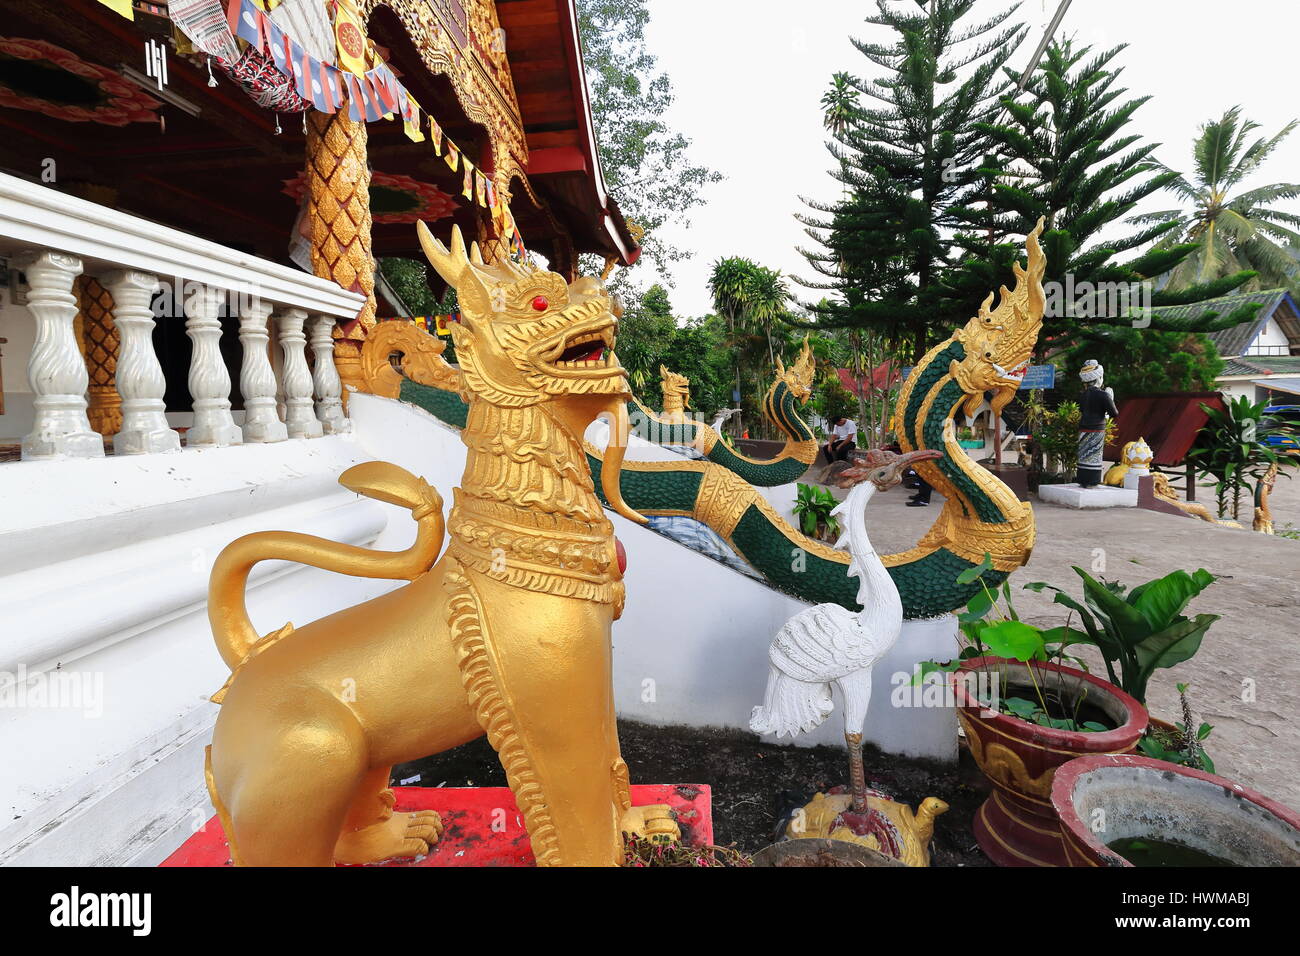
918 555 1148 866
1024 566 1220 770
793 483 841 542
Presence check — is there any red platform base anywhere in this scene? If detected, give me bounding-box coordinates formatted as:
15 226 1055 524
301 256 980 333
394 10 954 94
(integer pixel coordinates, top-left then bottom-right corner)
161 784 712 867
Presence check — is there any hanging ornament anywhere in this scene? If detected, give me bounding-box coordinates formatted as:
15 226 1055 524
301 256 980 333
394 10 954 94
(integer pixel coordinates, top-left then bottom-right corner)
206 56 218 87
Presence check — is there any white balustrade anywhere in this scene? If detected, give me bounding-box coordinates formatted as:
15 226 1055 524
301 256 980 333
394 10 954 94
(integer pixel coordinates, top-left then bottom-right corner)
103 269 180 455
1 171 365 461
17 250 104 461
309 315 350 435
238 299 288 443
276 308 323 439
183 285 242 447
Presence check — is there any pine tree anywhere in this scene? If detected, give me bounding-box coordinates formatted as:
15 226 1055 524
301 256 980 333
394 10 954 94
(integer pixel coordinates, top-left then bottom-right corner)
797 0 1028 362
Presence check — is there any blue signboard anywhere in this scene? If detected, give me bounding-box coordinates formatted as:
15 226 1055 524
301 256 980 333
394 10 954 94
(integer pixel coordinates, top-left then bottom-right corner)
1019 364 1056 390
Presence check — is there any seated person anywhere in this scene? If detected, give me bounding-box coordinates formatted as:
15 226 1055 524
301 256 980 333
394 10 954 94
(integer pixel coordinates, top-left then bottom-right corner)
822 416 857 463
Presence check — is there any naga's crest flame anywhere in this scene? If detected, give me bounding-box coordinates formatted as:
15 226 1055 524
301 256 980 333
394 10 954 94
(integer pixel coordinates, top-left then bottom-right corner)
775 336 815 404
417 222 629 408
950 218 1046 418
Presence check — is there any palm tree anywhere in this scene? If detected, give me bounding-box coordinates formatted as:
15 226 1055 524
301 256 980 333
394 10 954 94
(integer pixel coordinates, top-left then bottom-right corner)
709 256 757 433
744 266 790 368
1135 107 1300 291
820 72 859 139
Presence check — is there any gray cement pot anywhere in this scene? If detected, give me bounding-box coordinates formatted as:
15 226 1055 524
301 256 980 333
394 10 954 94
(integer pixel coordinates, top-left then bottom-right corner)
1052 754 1300 867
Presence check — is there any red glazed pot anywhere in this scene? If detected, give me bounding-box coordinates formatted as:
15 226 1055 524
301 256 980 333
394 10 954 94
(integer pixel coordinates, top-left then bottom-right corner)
1052 754 1300 867
955 657 1147 867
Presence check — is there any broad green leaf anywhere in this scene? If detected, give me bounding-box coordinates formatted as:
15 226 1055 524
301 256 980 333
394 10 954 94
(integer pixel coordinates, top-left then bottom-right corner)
1130 568 1216 631
1003 697 1039 720
979 620 1046 662
1134 613 1219 674
956 551 994 586
1075 567 1153 641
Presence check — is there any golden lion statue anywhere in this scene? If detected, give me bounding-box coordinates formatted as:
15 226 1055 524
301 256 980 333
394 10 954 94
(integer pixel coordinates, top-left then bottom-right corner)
203 225 677 866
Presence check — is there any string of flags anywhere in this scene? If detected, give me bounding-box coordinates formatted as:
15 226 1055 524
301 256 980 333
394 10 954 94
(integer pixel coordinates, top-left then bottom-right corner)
158 0 530 256
412 314 460 336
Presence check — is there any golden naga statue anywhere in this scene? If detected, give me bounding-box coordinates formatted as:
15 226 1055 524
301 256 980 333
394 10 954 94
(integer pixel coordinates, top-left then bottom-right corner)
1150 471 1242 529
204 224 678 866
1254 462 1279 534
657 364 692 423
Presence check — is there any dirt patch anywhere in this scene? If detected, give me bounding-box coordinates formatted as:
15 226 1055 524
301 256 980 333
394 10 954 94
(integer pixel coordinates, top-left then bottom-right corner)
392 720 994 866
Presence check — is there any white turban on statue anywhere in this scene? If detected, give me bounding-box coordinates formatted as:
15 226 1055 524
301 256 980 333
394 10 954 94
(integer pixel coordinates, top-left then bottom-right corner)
1079 360 1104 384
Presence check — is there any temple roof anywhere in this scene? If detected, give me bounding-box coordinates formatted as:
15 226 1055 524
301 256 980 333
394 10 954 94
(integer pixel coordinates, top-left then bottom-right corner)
0 0 637 274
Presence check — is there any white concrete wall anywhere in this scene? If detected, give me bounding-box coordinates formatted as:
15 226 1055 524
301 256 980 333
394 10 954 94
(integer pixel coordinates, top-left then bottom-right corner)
0 435 400 866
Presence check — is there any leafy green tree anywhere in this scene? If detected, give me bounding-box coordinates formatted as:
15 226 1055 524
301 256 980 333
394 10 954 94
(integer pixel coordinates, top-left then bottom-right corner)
1058 330 1225 397
615 282 677 394
577 0 721 273
797 0 1028 361
1136 106 1300 293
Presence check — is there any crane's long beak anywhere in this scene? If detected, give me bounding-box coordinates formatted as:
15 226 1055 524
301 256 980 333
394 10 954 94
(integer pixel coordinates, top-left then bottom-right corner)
890 448 943 483
599 399 648 525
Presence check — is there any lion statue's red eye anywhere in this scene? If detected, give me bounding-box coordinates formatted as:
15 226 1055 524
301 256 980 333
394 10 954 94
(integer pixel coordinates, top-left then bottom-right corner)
531 295 548 312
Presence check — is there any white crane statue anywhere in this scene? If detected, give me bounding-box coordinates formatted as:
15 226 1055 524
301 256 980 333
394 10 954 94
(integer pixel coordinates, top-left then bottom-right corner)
750 447 942 812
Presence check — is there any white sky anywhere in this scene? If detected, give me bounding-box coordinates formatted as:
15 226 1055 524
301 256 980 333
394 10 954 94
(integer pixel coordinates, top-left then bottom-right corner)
636 0 1300 318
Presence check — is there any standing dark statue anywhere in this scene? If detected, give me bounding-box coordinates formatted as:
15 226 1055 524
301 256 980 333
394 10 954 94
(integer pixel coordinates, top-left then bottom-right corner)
1076 359 1118 487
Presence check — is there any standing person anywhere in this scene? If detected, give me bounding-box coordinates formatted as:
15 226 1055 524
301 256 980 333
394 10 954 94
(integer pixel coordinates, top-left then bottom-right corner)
1076 360 1119 488
822 415 858 464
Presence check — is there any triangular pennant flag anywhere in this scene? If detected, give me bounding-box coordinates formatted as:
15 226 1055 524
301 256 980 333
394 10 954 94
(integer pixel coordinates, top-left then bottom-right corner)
462 159 475 201
402 94 425 142
96 0 135 18
333 0 370 76
429 117 443 156
474 171 487 207
444 139 460 172
345 72 366 122
266 19 289 73
288 38 312 100
486 179 498 211
233 0 267 49
315 60 341 113
370 66 400 114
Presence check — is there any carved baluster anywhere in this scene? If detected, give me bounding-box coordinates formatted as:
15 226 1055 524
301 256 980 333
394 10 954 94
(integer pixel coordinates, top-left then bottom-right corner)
103 269 180 455
238 299 288 443
276 308 323 439
308 315 350 434
17 250 104 460
184 285 242 446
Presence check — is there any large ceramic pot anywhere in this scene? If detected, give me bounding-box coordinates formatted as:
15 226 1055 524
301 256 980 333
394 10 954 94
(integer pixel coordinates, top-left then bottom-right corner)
955 657 1147 867
1052 754 1300 867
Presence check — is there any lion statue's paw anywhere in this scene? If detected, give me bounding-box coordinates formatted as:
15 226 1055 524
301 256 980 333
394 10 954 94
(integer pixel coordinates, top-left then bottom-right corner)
619 804 680 845
334 809 445 865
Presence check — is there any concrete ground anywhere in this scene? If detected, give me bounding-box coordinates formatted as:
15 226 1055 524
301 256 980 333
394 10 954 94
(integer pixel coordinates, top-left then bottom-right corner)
819 465 1300 811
